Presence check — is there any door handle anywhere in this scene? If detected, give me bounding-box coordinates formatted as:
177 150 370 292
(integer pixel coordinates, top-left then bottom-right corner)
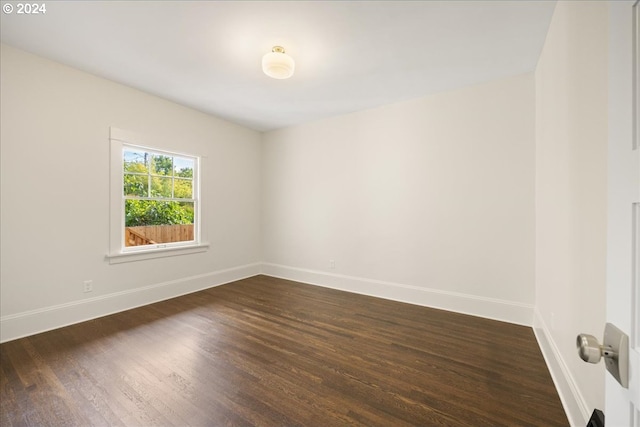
576 323 628 388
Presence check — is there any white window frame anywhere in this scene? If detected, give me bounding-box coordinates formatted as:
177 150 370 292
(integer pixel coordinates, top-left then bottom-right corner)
107 127 208 264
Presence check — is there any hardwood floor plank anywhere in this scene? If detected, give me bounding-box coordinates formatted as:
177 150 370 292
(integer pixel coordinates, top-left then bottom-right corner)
1 275 568 426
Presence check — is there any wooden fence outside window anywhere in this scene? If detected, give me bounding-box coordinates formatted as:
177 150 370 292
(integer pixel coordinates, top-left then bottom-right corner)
125 224 194 246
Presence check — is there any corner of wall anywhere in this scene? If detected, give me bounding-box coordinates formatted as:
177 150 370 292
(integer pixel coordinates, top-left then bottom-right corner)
532 309 589 426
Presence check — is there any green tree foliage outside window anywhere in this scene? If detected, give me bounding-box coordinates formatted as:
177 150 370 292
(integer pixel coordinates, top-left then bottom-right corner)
123 150 195 227
125 200 193 226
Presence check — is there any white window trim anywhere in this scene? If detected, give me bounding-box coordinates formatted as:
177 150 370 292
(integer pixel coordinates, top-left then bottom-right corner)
107 127 208 264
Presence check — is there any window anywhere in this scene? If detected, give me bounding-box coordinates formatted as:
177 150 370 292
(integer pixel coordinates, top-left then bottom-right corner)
109 128 207 263
123 147 196 247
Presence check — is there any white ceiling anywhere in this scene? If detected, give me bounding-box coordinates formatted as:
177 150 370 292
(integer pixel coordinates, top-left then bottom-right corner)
0 1 556 132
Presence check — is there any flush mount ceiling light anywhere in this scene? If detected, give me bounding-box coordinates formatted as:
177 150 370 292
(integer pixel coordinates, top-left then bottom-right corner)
262 46 295 79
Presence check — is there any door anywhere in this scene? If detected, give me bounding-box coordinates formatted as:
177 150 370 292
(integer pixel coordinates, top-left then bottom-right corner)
607 1 640 425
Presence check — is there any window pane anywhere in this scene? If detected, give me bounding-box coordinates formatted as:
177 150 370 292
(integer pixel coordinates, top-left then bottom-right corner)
124 174 148 197
174 178 192 199
124 200 195 247
178 202 195 223
152 154 173 176
124 150 148 173
174 157 194 178
151 176 173 197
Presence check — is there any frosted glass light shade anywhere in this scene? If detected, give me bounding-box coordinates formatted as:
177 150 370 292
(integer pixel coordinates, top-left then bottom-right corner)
262 46 295 79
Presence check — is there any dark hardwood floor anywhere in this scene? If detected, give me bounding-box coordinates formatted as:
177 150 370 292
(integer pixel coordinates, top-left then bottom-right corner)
1 275 568 426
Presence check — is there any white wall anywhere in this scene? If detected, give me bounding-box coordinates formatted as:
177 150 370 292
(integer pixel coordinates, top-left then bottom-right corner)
0 44 262 342
262 73 536 324
533 2 608 425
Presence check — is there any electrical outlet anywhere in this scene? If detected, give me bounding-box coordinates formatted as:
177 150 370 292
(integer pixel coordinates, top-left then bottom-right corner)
329 260 336 269
83 280 93 293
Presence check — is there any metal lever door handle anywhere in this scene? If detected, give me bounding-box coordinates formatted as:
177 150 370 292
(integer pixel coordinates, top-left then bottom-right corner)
576 323 629 388
577 334 618 363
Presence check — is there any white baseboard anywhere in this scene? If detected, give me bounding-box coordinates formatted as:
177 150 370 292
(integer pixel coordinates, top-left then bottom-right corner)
260 263 534 326
0 263 261 343
533 309 589 427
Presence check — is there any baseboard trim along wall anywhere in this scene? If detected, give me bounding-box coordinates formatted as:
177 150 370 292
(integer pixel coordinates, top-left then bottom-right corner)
260 263 534 326
533 309 589 427
0 261 538 345
0 263 261 343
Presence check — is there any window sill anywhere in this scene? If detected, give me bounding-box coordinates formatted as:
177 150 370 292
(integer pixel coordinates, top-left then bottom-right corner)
106 242 209 264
